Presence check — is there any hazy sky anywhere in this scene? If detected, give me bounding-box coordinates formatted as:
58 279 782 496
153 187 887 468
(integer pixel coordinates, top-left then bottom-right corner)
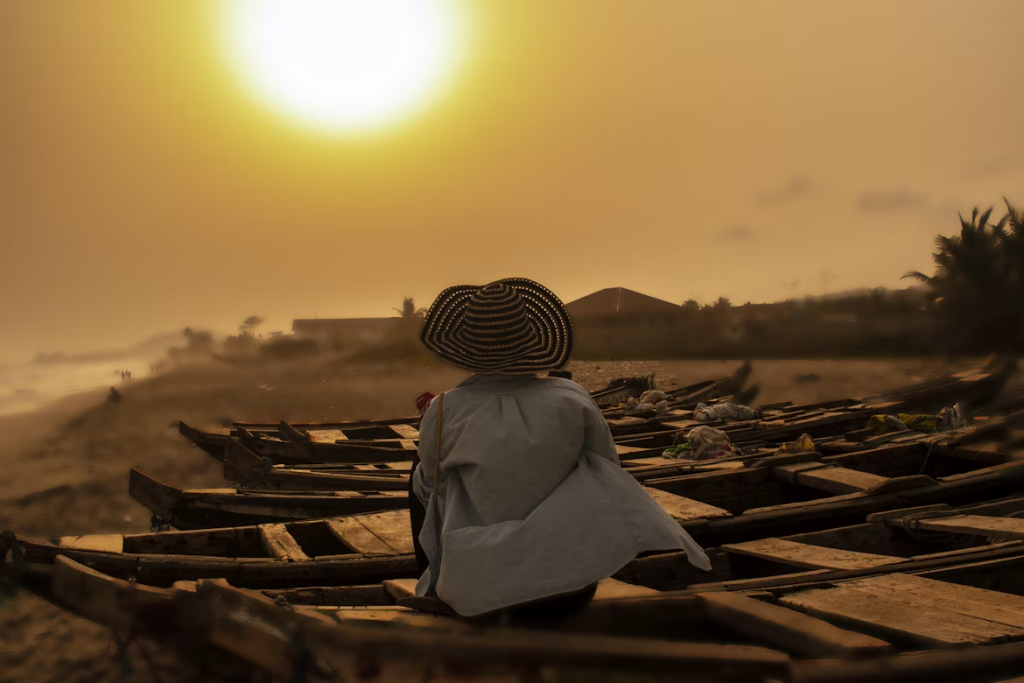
2 0 1023 360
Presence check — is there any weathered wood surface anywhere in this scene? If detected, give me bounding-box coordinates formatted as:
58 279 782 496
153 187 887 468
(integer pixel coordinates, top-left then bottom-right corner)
327 511 412 556
258 524 311 562
721 538 904 571
791 466 891 495
58 535 124 554
779 573 1024 646
389 424 420 440
788 641 1024 683
198 579 792 683
898 513 1024 540
643 488 733 523
50 556 187 633
696 591 894 658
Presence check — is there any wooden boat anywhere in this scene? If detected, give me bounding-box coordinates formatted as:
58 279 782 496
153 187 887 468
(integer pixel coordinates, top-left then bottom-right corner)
863 354 1016 413
184 356 1013 470
600 361 753 418
176 366 755 463
129 468 409 529
130 464 744 532
195 572 1024 683
143 413 1024 548
221 436 740 492
17 498 1024 683
223 438 410 491
11 489 1024 598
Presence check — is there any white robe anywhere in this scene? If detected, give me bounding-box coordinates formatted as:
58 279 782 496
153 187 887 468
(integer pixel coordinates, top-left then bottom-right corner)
412 373 711 617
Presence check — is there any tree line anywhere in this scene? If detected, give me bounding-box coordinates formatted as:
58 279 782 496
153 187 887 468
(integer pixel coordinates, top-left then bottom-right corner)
905 199 1024 353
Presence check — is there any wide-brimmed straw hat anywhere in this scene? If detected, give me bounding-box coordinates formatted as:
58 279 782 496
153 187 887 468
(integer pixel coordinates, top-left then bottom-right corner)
420 278 573 375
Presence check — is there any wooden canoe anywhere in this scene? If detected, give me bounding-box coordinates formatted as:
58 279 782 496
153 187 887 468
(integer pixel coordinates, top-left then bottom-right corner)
131 466 738 531
28 544 1024 683
177 367 754 461
223 435 748 492
183 357 1014 468
144 420 1024 547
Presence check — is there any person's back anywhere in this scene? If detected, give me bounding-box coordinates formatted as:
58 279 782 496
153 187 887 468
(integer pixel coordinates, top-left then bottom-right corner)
409 278 711 619
432 375 590 524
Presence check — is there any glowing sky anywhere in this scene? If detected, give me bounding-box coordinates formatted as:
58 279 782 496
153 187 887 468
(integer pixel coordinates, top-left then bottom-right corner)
1 0 1023 359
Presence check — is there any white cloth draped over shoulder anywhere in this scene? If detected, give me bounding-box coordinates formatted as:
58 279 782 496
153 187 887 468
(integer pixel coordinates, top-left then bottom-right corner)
412 373 712 617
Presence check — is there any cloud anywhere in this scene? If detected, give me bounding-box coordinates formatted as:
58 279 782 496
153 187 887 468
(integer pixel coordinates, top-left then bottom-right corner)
856 189 929 212
719 224 757 241
960 157 1019 181
756 177 815 204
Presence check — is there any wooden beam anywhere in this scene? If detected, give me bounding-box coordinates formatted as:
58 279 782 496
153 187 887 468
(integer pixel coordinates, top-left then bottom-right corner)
722 538 904 571
644 487 732 522
903 514 1024 541
58 535 124 554
326 517 400 556
778 574 1024 646
306 429 347 443
697 591 894 658
389 424 420 440
258 524 311 562
794 467 890 494
353 510 414 555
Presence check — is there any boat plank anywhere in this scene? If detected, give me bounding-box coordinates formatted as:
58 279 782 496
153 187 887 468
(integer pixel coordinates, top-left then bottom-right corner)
913 514 1024 540
697 591 894 658
258 524 311 563
643 488 732 522
778 574 1024 646
326 518 399 556
353 510 414 555
592 578 660 600
58 535 124 554
795 467 890 494
51 556 173 632
389 424 420 440
843 573 1024 630
722 538 903 571
306 429 347 443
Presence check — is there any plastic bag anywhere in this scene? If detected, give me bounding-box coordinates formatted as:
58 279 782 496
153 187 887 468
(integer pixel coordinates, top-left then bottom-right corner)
639 390 669 405
686 426 733 461
867 414 909 435
694 402 757 424
778 433 815 454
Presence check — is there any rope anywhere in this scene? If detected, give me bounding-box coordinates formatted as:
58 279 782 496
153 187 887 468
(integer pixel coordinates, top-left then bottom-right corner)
917 441 937 476
0 530 24 607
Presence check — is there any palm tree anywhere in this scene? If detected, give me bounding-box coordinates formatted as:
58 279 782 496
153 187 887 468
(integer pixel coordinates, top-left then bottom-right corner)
681 299 701 315
394 297 427 318
903 204 1021 352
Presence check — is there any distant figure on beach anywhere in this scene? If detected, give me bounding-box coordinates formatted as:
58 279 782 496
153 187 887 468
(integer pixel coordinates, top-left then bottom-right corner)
107 387 121 404
409 278 711 622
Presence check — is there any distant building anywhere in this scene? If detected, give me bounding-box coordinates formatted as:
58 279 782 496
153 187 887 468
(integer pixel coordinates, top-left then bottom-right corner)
566 287 689 358
566 287 683 321
292 317 401 348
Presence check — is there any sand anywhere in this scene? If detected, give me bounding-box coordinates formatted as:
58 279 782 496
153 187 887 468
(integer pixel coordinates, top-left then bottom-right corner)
0 354 1002 682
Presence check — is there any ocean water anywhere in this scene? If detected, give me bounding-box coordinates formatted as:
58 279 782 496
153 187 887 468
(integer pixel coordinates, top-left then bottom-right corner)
0 357 155 417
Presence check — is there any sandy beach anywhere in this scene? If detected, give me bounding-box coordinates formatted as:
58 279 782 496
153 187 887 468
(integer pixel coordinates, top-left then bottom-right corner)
0 354 1005 683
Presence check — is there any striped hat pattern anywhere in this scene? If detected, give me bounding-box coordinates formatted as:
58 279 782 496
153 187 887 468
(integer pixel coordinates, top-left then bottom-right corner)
420 278 573 374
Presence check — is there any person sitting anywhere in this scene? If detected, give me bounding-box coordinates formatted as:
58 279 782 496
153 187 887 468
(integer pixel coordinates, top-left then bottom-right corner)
410 278 711 621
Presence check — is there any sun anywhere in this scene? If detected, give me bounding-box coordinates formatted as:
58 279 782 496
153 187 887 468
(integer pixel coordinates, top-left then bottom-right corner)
222 0 468 135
